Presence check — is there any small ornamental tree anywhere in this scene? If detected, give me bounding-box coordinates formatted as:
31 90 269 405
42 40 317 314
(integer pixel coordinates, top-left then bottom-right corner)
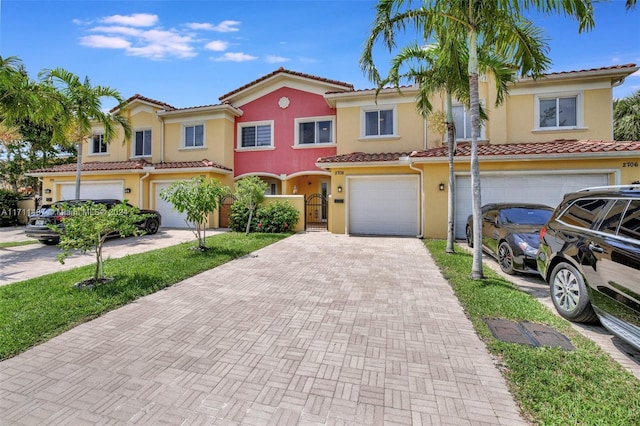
55 201 148 284
234 176 268 235
159 176 226 250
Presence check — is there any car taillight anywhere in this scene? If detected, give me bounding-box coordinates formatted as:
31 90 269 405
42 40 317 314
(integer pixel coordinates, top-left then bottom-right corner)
539 226 547 241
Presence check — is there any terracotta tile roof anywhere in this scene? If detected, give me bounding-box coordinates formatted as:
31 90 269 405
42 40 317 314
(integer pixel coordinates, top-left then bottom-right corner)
154 159 231 171
219 67 354 101
28 159 231 174
317 151 415 164
111 94 176 113
318 140 640 164
543 63 637 78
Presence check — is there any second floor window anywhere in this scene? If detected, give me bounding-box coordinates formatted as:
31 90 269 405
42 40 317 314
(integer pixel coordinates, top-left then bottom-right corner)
364 108 394 137
452 104 486 140
91 134 107 154
134 130 152 157
240 123 272 148
184 124 204 148
298 119 333 145
539 96 578 128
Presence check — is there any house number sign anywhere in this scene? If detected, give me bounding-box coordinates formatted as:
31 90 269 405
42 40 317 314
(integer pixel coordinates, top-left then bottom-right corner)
622 161 639 167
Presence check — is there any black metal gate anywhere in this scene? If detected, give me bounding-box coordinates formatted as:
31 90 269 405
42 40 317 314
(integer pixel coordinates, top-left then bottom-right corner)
305 193 328 231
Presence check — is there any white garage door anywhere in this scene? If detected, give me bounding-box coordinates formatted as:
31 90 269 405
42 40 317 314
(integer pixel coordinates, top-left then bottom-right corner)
348 175 419 236
59 181 124 200
454 173 609 238
154 182 190 228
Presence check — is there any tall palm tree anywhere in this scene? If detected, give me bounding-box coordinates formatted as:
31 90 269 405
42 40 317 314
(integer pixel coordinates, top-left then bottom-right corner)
40 68 131 199
362 0 593 279
363 36 515 253
614 90 640 141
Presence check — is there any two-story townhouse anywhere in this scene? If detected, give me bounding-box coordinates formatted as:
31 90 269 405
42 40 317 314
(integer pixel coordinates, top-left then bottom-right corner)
28 64 640 238
317 63 640 239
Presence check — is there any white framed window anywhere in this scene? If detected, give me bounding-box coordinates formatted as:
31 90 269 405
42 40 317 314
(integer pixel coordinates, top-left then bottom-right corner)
90 134 107 154
361 106 396 138
238 121 273 149
133 129 152 157
295 116 335 146
183 123 204 148
535 92 582 130
451 104 486 141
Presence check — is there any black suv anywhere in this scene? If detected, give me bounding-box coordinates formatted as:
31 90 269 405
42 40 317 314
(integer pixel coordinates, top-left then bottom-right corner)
537 185 640 350
25 199 161 245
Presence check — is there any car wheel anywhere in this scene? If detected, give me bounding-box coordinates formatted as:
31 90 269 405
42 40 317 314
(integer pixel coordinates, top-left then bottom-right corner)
549 262 598 323
466 226 473 247
498 241 515 274
145 219 159 235
41 239 58 245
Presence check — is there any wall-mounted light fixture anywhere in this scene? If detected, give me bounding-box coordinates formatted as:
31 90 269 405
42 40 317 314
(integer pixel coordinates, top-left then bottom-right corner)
44 188 52 194
292 185 298 195
337 186 343 193
124 188 132 194
438 183 445 191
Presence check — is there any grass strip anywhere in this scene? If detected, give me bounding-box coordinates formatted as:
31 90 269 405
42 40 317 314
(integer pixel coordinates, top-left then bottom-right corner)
0 240 38 248
0 232 288 360
424 239 640 425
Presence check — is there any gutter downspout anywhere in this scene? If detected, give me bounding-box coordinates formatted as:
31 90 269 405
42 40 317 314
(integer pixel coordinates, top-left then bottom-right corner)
159 115 165 163
408 159 424 238
139 172 150 208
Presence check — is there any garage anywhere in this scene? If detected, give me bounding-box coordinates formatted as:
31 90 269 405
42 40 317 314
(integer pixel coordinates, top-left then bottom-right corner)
454 172 609 238
59 181 124 200
153 181 190 228
348 175 419 236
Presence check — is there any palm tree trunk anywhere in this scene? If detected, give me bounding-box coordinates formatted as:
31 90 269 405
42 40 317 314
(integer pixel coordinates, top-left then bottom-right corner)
468 30 484 279
445 91 456 253
74 140 82 199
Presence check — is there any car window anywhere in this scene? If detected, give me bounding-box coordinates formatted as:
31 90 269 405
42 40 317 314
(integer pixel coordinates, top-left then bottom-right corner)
499 208 553 225
617 200 640 241
598 199 629 236
558 198 609 229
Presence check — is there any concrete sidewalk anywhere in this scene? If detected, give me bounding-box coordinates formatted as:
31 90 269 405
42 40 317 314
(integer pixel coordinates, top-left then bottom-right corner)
0 232 526 425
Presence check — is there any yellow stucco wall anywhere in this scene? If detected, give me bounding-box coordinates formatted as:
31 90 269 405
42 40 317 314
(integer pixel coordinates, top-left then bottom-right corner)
163 117 234 166
336 102 427 154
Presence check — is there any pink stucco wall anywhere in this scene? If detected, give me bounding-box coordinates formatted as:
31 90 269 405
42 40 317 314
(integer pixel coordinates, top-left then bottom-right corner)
234 87 337 177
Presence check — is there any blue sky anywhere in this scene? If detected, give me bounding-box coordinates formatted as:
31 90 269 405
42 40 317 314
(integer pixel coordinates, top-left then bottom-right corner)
1 0 639 110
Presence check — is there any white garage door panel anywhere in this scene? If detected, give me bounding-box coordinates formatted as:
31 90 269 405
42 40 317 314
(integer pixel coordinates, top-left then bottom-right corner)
349 176 419 236
59 182 123 200
154 182 190 228
454 173 609 239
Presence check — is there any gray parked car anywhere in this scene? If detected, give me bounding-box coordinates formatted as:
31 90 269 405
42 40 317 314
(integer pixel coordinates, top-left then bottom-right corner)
25 199 161 245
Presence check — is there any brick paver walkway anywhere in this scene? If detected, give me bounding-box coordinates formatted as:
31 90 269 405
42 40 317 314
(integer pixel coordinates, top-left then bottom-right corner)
0 233 526 425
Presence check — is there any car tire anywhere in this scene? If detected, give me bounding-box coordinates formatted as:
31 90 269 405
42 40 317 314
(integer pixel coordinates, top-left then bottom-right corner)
466 225 473 247
145 219 160 235
498 241 515 275
40 239 59 245
549 262 598 323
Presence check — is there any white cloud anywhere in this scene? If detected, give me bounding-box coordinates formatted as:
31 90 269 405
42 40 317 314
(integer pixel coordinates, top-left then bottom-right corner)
90 26 143 37
211 20 241 32
213 52 258 62
185 22 215 31
80 35 131 49
266 55 290 64
100 13 158 27
205 40 228 51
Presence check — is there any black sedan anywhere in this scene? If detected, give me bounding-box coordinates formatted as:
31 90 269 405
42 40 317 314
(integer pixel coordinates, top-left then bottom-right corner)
25 199 161 245
466 203 554 274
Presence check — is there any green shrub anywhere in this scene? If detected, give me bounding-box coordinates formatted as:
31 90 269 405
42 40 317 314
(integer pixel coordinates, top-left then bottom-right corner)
230 200 299 233
0 189 21 227
255 201 299 233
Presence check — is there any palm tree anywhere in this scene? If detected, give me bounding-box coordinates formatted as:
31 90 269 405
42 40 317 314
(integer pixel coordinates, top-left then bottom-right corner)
362 35 516 253
362 0 593 279
40 68 131 199
614 90 640 141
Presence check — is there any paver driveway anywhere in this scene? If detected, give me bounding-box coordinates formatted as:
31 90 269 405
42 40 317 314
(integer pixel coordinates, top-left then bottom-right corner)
0 232 526 425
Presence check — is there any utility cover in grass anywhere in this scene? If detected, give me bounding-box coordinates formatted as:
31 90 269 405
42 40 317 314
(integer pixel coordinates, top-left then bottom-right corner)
485 318 574 350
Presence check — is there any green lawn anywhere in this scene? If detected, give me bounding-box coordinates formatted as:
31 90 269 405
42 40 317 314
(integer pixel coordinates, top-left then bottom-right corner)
424 239 640 425
0 232 288 360
0 240 38 248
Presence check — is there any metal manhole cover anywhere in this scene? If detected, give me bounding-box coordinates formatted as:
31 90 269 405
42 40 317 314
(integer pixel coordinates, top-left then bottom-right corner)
485 318 574 350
